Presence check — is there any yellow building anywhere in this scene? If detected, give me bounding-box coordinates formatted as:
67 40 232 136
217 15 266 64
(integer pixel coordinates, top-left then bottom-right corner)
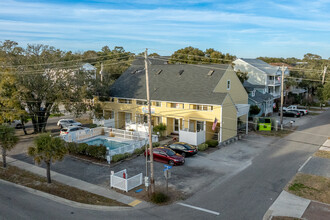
101 60 249 144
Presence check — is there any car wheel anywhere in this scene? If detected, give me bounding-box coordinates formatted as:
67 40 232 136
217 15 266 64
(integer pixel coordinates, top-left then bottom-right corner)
169 160 174 166
294 115 297 118
181 152 186 157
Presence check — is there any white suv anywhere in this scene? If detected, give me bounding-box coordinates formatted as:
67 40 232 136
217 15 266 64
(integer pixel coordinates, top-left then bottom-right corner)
60 126 88 136
57 119 82 128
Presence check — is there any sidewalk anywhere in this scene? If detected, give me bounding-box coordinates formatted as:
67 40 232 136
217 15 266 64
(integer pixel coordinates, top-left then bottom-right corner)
3 156 152 209
263 139 330 220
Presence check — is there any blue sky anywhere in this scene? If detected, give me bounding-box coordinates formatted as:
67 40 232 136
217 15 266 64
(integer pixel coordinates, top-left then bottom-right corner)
0 0 329 58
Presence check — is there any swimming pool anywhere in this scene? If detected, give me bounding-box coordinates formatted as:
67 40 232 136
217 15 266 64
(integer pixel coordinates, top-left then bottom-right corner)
84 138 129 150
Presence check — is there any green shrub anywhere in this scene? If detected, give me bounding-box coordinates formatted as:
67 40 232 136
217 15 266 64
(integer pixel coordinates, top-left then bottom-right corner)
86 144 106 159
111 152 132 163
153 123 167 137
89 124 98 128
133 147 145 155
66 142 78 154
198 143 208 151
205 140 218 148
151 192 169 204
77 143 89 155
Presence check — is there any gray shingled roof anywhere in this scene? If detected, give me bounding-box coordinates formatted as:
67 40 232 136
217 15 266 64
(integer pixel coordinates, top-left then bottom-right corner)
243 81 266 90
240 58 279 75
249 91 273 103
131 56 170 65
109 63 230 105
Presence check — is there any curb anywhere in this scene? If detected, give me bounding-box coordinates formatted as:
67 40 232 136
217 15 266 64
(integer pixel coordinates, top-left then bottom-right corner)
0 179 131 211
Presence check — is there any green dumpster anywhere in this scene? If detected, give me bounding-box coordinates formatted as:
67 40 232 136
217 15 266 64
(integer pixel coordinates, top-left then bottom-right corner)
258 118 272 131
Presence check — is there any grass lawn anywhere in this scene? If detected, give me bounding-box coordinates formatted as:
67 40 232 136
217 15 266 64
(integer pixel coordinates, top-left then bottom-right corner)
0 162 127 207
314 150 330 159
286 173 330 204
256 128 294 137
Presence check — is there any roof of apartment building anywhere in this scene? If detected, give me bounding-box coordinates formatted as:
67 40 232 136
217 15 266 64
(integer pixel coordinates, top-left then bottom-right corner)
235 58 281 75
109 63 230 105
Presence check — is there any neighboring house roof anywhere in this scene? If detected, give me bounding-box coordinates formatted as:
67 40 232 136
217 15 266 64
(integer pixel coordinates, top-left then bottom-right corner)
236 58 281 75
132 56 170 65
249 91 273 103
81 63 96 71
243 81 266 92
109 63 229 105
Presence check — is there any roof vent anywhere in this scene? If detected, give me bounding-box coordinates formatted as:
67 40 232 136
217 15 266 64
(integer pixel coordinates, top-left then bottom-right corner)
132 68 144 74
179 70 184 75
156 70 162 75
207 70 214 76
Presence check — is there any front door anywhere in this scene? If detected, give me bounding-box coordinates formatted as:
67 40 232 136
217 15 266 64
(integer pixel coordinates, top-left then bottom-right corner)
174 119 179 133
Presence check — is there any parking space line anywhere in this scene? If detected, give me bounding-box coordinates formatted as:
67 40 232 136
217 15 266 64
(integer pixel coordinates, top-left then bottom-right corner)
177 203 220 215
128 200 142 207
298 156 312 172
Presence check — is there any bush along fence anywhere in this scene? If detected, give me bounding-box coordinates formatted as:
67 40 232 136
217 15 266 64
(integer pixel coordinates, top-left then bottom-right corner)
111 142 160 163
66 142 107 160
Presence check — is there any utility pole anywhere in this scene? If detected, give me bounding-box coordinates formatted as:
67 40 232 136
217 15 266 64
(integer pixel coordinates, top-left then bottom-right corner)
100 62 104 82
322 66 327 85
280 65 285 130
144 49 155 194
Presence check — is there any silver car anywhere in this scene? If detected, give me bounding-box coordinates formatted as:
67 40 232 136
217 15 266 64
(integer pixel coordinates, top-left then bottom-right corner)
57 119 82 128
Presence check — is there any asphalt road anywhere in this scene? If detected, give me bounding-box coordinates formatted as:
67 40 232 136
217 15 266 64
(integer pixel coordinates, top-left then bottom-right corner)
2 109 330 220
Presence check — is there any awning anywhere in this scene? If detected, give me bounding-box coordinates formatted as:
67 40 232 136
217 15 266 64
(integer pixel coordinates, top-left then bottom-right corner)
236 104 250 117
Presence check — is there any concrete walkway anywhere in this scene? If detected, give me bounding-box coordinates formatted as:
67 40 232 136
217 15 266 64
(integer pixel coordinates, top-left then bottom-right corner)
263 191 310 219
3 156 151 209
263 138 330 219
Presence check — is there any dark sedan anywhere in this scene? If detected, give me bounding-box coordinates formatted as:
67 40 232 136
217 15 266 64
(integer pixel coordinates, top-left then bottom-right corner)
163 142 198 157
144 147 185 166
280 110 301 117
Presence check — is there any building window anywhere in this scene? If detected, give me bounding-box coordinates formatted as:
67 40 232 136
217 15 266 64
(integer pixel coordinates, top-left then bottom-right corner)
136 100 147 105
152 101 161 107
118 99 132 104
227 80 231 90
189 104 213 111
167 102 183 109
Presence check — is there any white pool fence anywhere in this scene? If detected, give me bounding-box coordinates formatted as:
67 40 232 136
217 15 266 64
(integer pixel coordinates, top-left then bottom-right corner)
110 169 143 192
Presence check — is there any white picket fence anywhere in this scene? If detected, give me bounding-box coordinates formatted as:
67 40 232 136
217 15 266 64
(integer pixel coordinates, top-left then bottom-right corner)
179 129 205 146
110 169 143 192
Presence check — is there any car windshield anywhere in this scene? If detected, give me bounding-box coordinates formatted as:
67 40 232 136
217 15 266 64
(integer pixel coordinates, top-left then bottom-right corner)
165 149 176 156
183 144 193 150
68 120 75 123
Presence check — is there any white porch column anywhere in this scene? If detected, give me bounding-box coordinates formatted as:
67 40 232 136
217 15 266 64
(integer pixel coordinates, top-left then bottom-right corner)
204 121 206 143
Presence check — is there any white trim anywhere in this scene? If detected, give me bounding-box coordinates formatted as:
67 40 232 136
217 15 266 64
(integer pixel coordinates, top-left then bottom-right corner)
219 106 223 143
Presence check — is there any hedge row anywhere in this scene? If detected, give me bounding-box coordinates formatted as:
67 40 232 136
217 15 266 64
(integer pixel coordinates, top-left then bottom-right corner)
205 140 219 148
66 142 107 159
111 142 160 163
197 143 208 151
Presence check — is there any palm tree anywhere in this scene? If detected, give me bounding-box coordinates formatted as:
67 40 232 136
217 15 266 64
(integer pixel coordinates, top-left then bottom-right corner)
28 133 67 183
0 124 19 168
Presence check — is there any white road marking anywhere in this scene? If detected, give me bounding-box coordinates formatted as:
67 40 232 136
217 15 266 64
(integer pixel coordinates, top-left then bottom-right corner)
177 203 220 215
298 156 312 172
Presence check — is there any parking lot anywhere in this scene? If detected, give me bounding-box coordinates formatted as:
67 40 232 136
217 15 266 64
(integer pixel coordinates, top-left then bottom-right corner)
8 108 328 199
11 132 277 198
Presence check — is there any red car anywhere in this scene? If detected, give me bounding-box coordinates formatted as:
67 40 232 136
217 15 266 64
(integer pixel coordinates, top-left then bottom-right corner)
144 147 185 166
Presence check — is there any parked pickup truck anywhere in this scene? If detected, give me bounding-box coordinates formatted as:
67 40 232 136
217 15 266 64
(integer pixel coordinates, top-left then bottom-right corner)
285 105 308 115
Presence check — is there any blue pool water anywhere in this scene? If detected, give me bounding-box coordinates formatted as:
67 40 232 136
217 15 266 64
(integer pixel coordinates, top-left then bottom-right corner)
84 138 129 150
